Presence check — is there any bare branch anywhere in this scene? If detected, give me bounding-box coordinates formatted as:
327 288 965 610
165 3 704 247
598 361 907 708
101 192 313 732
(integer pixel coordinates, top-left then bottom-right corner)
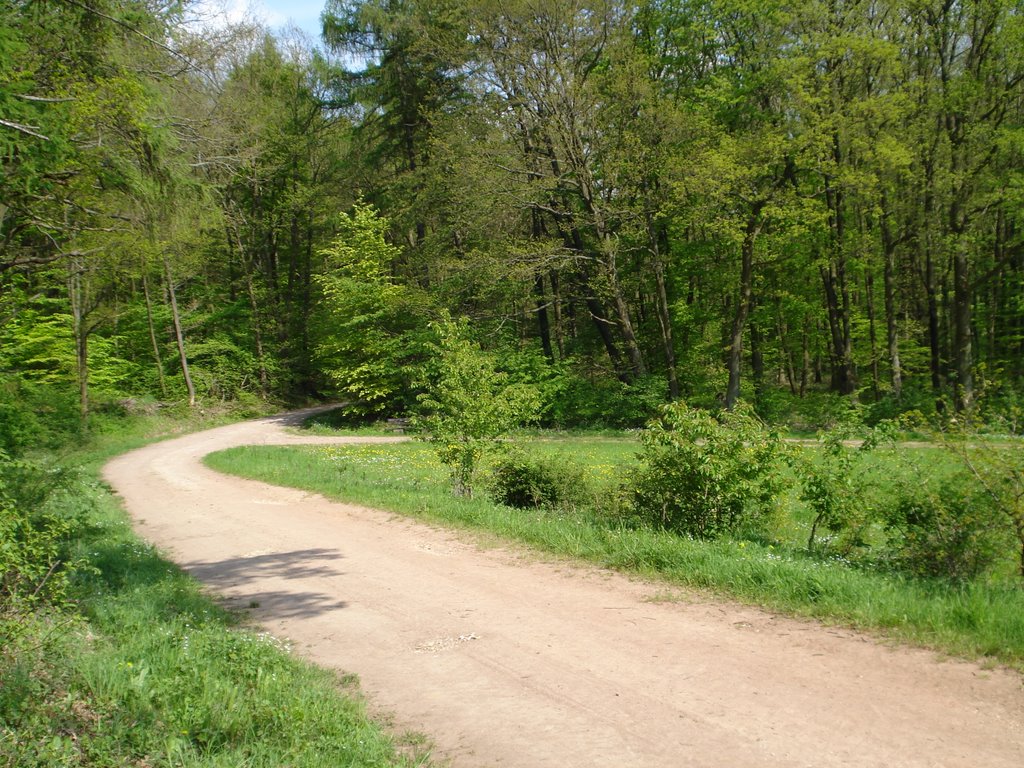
0 118 50 140
15 95 76 103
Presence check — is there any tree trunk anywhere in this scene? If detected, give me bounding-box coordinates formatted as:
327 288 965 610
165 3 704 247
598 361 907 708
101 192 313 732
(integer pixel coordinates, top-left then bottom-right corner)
572 153 646 378
725 211 762 410
925 251 942 393
881 235 902 398
68 260 88 424
610 284 646 378
586 296 627 379
528 206 555 363
601 234 647 378
821 261 857 396
142 273 167 397
750 306 765 404
952 241 974 410
646 214 680 399
227 221 270 397
778 305 798 396
866 271 880 401
801 317 812 396
164 256 196 408
534 274 555 363
550 270 565 359
560 224 628 378
823 134 857 398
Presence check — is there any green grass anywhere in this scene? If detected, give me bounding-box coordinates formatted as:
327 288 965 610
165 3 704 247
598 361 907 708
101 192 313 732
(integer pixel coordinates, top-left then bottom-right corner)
1 418 430 768
205 439 1024 670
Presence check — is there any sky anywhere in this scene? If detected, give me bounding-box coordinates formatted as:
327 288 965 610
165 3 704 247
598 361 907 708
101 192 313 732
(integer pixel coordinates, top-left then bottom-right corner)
192 0 329 44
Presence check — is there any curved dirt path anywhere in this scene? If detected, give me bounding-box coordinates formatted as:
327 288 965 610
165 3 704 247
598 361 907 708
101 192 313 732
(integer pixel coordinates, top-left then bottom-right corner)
104 409 1024 768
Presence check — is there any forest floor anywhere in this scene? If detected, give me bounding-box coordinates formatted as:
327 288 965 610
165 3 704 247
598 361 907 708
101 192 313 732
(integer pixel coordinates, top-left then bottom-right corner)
103 408 1024 768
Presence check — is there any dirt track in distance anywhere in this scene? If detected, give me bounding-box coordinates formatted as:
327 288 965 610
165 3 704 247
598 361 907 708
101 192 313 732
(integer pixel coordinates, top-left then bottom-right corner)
103 408 1024 767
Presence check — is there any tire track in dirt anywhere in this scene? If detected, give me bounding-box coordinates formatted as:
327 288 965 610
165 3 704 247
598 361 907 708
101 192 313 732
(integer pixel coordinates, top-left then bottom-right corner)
104 408 1024 767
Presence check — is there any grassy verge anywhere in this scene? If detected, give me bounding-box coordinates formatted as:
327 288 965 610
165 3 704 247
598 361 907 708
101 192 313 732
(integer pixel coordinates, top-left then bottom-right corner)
205 441 1024 671
1 416 430 768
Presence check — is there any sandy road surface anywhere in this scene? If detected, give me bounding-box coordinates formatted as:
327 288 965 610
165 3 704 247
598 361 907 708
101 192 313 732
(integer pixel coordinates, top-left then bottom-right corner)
104 409 1024 767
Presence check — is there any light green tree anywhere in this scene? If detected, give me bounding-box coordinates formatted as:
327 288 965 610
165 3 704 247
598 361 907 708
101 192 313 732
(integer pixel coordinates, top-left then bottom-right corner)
315 202 432 416
415 316 540 496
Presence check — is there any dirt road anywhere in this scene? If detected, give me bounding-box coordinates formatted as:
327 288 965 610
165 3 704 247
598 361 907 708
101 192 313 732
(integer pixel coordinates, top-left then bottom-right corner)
104 409 1024 767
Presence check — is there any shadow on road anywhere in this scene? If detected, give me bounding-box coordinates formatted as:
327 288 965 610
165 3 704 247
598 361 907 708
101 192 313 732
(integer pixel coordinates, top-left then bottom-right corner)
184 548 349 620
260 404 341 428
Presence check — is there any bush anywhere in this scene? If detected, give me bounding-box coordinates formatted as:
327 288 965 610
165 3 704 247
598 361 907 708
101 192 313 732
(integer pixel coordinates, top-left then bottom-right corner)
488 451 592 511
798 421 896 554
933 429 1024 579
544 369 666 428
862 382 942 427
303 406 386 430
883 476 1007 582
0 455 85 621
0 375 82 457
628 402 787 538
754 389 861 434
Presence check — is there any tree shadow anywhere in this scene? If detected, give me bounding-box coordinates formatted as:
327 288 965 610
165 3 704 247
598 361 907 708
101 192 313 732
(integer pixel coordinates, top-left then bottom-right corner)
261 405 339 429
183 548 349 620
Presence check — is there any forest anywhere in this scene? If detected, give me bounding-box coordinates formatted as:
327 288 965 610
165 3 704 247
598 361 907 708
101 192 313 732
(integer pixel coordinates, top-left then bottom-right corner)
4 2 1024 764
3 0 1024 441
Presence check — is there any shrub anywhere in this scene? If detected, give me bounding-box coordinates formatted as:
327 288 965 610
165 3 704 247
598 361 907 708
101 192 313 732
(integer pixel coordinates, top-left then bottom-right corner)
883 476 1007 582
756 390 861 434
488 451 592 511
0 455 84 621
798 421 896 553
0 375 82 457
934 429 1024 579
628 402 787 538
543 369 665 428
862 382 942 427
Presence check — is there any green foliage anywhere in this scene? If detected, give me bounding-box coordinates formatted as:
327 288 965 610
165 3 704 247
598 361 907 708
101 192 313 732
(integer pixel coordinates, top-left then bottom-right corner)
797 416 1022 583
755 389 865 434
798 421 897 553
0 454 86 619
934 427 1024 579
883 476 1007 582
488 450 593 512
0 375 79 457
415 316 540 496
0 290 140 396
629 402 787 538
188 336 265 401
862 383 945 427
543 369 666 428
315 202 433 416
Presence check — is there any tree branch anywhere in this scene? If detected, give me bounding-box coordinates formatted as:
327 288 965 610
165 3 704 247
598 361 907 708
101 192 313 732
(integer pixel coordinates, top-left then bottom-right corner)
56 0 194 68
0 118 49 140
